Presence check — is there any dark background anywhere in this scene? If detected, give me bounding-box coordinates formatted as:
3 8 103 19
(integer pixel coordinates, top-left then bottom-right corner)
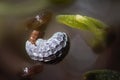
0 0 120 80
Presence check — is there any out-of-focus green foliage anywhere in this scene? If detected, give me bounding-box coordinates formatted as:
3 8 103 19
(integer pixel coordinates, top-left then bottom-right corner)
83 70 120 80
0 0 75 16
57 15 108 52
0 1 49 16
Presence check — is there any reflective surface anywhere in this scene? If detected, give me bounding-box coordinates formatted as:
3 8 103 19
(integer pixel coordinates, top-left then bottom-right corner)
0 0 120 80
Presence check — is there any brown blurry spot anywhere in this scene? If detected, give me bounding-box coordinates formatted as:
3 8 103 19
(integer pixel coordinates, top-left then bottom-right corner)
26 10 52 31
21 64 43 78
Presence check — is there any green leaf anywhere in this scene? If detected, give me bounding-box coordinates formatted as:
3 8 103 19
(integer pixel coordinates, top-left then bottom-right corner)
83 70 120 80
56 15 108 53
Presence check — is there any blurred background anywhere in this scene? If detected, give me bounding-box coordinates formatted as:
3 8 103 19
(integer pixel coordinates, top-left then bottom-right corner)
0 0 120 80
